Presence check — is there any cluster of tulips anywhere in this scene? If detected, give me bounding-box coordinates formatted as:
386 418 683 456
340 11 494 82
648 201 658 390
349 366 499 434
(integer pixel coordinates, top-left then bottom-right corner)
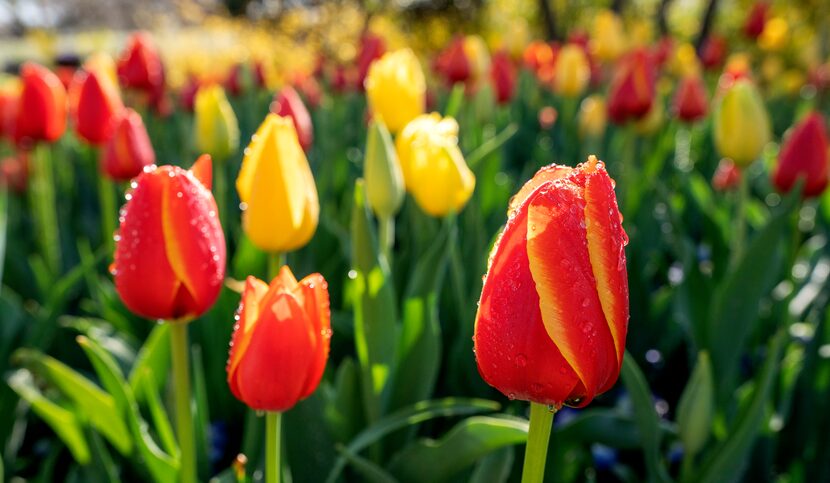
1 1 830 481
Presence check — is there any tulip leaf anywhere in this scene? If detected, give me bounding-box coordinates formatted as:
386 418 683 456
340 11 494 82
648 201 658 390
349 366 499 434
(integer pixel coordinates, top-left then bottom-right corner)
336 445 399 483
469 447 514 483
191 345 211 480
325 357 365 443
553 409 674 449
676 351 714 462
285 391 339 483
388 415 529 483
7 369 91 465
129 323 171 402
137 369 178 456
325 397 501 483
0 187 7 293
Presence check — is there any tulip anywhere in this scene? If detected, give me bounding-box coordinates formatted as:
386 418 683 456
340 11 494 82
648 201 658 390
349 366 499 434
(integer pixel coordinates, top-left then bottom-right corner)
355 34 386 90
113 155 225 321
271 86 313 152
522 41 555 75
713 79 770 166
0 77 20 141
117 32 164 93
475 155 628 407
365 49 425 133
179 76 201 112
712 158 741 192
759 17 789 52
743 2 769 39
553 44 590 97
490 50 516 105
700 35 727 71
673 74 708 123
194 84 239 162
227 267 331 411
435 37 471 86
364 119 404 220
395 113 475 217
463 35 491 86
70 68 123 145
237 114 318 252
101 108 155 181
671 42 702 78
607 50 655 124
591 10 626 61
15 62 67 145
772 112 829 198
578 95 607 139
55 55 79 90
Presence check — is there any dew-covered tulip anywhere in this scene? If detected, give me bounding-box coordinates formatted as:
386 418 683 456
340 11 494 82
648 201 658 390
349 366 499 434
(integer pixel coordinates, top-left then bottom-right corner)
712 158 741 192
102 108 155 181
236 114 318 252
15 63 67 145
475 156 628 407
553 44 590 98
673 74 708 123
117 32 164 93
395 113 475 217
113 155 225 321
490 50 516 105
271 86 313 152
578 95 607 139
365 49 425 133
227 267 331 412
772 112 829 198
70 68 123 145
194 84 239 161
713 79 770 166
607 50 655 124
364 119 404 219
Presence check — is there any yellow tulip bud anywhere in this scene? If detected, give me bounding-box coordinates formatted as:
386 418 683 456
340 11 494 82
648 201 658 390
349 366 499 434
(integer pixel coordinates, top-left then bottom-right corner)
759 17 789 52
578 95 607 139
236 114 318 251
194 85 239 161
591 10 626 62
364 119 405 219
396 113 475 217
553 45 591 98
463 35 491 83
365 49 425 133
672 42 701 78
713 80 770 166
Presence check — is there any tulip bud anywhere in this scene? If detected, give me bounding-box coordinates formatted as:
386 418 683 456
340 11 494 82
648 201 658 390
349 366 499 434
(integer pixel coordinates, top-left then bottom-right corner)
435 37 471 87
365 49 425 133
117 32 164 93
713 79 770 166
578 95 607 139
759 17 789 52
463 35 491 86
102 108 155 181
490 50 516 105
364 119 404 219
113 156 226 321
194 84 239 162
355 34 386 91
395 113 475 217
591 10 626 61
743 3 769 40
271 86 313 152
772 112 829 198
553 44 590 98
236 114 319 252
227 267 331 412
700 35 727 71
607 50 655 124
475 156 629 407
15 62 67 145
712 158 741 192
522 41 555 75
70 68 123 145
673 74 708 123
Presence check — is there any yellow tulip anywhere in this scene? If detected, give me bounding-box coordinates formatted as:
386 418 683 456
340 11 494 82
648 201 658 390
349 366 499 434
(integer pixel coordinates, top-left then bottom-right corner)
713 79 770 166
83 53 120 95
591 10 626 62
759 17 789 52
194 84 239 161
672 42 701 77
395 113 475 217
578 95 607 139
553 44 590 97
236 114 318 251
364 119 405 219
463 35 491 83
365 49 425 133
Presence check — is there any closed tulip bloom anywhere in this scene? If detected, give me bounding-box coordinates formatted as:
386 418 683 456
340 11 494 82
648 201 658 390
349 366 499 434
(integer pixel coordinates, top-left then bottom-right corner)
607 50 655 124
102 108 155 181
463 35 491 85
759 17 789 52
490 50 516 105
71 68 123 145
772 112 829 197
271 86 313 152
591 10 626 61
395 113 475 217
700 35 727 71
713 79 770 166
553 44 590 97
237 114 318 252
364 119 405 219
15 62 67 145
113 155 226 320
436 37 471 86
117 32 164 92
579 95 607 139
194 84 239 161
522 41 555 75
712 158 741 192
743 2 769 39
355 34 386 90
365 49 425 133
475 156 628 407
673 74 708 123
227 267 331 411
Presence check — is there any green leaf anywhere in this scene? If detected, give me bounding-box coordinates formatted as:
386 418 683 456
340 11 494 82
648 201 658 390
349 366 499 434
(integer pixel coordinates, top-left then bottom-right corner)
325 398 500 483
137 369 178 456
191 345 211 480
553 409 674 449
388 416 528 482
336 445 399 483
620 353 671 483
0 187 7 294
466 124 519 169
7 369 91 464
469 447 514 483
676 351 714 460
129 324 172 401
443 83 465 118
324 358 365 443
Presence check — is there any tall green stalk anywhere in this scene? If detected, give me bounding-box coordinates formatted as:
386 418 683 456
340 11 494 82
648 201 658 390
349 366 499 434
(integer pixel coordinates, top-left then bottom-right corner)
265 412 282 483
521 402 556 483
730 172 750 269
170 322 197 483
30 143 61 274
98 174 117 254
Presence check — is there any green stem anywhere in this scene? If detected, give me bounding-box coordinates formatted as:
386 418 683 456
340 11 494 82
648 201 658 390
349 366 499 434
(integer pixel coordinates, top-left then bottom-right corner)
268 252 286 279
214 157 227 237
170 322 197 483
98 173 117 254
730 171 750 269
30 143 61 275
521 402 556 483
265 412 282 483
378 216 394 263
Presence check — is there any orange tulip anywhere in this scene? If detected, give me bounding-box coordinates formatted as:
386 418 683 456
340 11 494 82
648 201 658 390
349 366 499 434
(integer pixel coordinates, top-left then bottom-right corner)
101 108 155 181
15 63 66 145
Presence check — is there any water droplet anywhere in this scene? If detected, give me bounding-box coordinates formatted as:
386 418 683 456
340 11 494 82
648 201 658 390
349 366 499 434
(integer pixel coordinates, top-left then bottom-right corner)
507 392 516 401
581 298 590 307
124 193 133 201
347 269 357 280
515 354 527 367
176 191 183 198
565 397 583 407
239 202 248 211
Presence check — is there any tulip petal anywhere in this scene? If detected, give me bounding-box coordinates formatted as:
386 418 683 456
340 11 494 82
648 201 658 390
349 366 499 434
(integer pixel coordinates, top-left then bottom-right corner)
295 273 331 399
508 164 572 214
190 154 212 191
227 276 269 400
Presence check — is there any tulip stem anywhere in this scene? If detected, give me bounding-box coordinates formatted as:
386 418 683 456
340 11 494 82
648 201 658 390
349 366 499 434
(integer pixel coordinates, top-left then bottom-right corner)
170 322 197 483
378 216 394 263
521 402 556 483
98 174 117 254
268 252 286 279
30 143 61 275
265 412 282 483
214 157 228 238
730 172 749 269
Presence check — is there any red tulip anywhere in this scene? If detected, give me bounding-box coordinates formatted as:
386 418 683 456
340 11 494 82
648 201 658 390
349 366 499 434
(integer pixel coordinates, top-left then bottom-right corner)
673 74 708 123
224 64 244 97
743 3 769 40
15 63 67 145
117 32 164 93
700 35 727 71
113 155 225 320
254 61 268 89
772 112 829 198
330 65 352 94
356 34 386 91
102 108 155 181
475 156 629 407
490 50 516 105
71 69 123 145
712 158 741 192
227 267 331 411
651 36 674 69
179 76 201 113
435 37 471 86
271 86 313 152
0 83 19 141
607 49 655 124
